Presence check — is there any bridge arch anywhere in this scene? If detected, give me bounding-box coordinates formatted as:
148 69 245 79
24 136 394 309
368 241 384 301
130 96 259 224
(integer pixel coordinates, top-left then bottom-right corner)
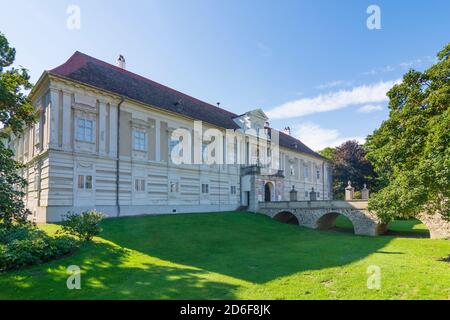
316 211 355 231
257 200 450 238
273 211 299 225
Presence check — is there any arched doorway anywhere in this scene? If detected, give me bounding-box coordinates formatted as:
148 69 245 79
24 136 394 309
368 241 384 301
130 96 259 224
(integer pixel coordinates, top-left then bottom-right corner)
264 182 273 202
273 211 299 225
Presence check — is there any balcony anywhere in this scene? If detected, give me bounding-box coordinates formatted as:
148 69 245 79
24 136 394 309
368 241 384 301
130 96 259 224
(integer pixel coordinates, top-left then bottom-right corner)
241 164 284 177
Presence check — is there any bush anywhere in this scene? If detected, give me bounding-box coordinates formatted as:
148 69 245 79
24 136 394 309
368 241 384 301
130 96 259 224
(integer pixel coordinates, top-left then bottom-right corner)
60 210 105 241
0 224 79 272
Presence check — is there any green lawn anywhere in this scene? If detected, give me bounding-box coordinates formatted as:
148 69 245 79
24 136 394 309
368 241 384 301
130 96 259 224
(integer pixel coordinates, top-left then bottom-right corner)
0 212 449 300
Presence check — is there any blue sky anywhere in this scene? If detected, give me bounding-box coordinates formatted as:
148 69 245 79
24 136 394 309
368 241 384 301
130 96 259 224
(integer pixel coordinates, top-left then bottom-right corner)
1 0 449 150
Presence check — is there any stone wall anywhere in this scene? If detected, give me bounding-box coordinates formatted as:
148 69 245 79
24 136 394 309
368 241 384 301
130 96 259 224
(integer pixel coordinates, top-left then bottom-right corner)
258 200 450 239
258 200 387 236
418 212 450 239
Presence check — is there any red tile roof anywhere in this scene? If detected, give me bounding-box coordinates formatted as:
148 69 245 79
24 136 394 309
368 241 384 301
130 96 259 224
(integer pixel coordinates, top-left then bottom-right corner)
49 51 325 160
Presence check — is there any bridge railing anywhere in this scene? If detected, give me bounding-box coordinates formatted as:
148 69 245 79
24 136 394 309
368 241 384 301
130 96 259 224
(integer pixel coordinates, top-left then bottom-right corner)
258 200 368 210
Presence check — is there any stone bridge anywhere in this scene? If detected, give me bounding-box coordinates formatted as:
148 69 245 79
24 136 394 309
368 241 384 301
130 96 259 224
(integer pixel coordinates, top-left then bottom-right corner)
257 200 450 239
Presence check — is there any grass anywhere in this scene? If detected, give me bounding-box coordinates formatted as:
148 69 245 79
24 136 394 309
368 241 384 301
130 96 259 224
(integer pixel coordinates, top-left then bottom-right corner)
335 216 431 237
0 212 449 300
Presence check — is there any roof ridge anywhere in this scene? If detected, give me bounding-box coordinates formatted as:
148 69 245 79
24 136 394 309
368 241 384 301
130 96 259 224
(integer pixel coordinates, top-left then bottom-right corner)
51 51 238 118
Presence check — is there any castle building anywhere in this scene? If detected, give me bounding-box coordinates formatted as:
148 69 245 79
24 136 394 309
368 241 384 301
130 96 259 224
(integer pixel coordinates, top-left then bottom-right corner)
10 52 332 223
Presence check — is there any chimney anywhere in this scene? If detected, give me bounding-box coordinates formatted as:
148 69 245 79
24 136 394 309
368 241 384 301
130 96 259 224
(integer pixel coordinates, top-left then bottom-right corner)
117 54 126 69
283 126 291 135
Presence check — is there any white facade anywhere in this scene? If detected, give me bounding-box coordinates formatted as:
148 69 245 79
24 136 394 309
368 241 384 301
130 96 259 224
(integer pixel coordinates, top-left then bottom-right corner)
11 68 332 223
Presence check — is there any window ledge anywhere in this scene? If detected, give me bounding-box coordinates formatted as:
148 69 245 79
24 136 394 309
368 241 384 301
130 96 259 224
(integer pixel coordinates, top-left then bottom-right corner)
75 139 96 145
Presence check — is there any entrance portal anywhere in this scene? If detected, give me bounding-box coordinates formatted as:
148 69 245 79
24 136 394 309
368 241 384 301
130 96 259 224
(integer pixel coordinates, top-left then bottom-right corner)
264 182 273 202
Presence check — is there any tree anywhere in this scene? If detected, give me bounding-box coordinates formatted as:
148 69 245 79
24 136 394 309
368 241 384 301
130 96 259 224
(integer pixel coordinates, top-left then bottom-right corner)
366 43 450 223
0 31 36 227
318 147 335 160
319 141 377 199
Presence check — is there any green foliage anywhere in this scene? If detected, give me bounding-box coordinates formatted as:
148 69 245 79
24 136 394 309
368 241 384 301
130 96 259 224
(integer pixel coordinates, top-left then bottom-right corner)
0 31 37 228
0 32 36 137
320 141 377 199
318 147 335 160
60 210 105 241
0 141 30 227
366 43 450 222
0 224 78 272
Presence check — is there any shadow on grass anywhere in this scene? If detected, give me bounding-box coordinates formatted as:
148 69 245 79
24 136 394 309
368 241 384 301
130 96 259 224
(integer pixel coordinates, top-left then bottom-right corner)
384 219 430 239
0 240 238 300
99 212 392 284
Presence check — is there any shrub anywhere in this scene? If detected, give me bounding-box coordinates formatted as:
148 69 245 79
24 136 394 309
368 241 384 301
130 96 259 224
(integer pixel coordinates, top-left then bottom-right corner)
0 224 78 272
60 210 105 241
353 191 362 200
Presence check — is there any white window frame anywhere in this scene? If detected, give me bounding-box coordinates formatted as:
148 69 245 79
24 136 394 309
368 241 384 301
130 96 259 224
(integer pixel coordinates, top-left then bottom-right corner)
304 164 309 179
133 129 147 151
134 178 146 192
34 121 40 145
76 117 95 143
77 174 93 190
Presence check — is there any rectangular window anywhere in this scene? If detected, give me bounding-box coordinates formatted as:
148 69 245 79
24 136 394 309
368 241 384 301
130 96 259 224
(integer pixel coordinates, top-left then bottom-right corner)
317 192 320 199
304 165 309 179
202 142 209 163
290 165 295 176
169 181 179 193
85 175 92 189
34 172 40 191
77 175 84 189
316 169 321 180
170 137 184 161
78 175 92 190
34 122 40 145
230 186 236 195
134 179 146 192
133 129 147 151
202 183 209 194
233 138 238 164
76 118 95 142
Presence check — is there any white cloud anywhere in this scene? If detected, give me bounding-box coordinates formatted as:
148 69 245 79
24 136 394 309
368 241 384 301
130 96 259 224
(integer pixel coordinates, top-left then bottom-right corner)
266 79 400 119
364 55 434 76
292 122 365 151
357 104 383 113
399 58 423 69
316 80 353 90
